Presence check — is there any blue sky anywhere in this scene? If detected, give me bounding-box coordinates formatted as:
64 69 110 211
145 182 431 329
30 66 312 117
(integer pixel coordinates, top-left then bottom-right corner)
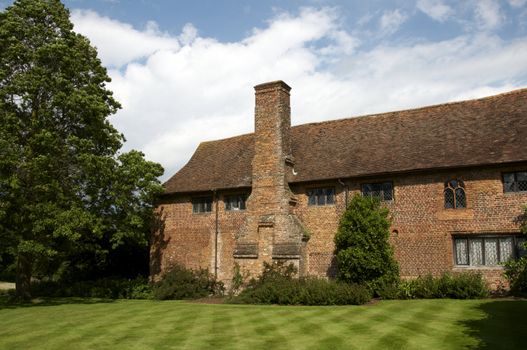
57 0 527 42
2 0 527 180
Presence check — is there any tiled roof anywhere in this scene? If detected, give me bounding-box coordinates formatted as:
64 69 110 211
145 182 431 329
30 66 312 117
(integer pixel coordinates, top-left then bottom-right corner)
164 88 527 194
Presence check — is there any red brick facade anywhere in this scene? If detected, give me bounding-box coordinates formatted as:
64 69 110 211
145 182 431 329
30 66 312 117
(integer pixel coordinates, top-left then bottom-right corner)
152 81 527 288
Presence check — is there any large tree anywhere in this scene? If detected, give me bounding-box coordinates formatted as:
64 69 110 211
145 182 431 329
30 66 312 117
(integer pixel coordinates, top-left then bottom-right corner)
0 0 164 299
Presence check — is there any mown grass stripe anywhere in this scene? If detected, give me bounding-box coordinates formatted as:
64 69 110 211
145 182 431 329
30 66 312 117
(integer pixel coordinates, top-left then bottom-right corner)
1 299 526 350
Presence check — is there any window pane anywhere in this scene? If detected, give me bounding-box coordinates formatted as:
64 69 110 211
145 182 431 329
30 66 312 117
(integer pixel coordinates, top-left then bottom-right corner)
469 239 483 265
317 189 326 205
193 197 212 213
308 191 316 205
362 184 372 196
363 183 391 200
325 188 335 204
455 188 466 208
518 172 527 192
372 183 382 198
444 189 454 208
450 180 458 188
455 239 468 265
503 173 516 192
240 195 247 210
226 196 241 211
382 182 393 201
499 238 514 263
484 239 498 266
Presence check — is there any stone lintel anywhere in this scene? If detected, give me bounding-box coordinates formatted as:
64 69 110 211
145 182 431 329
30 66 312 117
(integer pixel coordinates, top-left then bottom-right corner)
233 242 259 259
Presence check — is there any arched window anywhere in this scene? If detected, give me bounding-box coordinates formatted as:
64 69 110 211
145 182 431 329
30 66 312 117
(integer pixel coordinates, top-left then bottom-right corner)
444 179 466 209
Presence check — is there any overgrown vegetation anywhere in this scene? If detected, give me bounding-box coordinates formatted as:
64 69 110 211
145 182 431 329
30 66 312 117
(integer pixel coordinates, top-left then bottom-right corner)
379 272 489 299
334 195 399 295
504 205 527 295
504 258 527 295
229 261 371 305
152 264 224 300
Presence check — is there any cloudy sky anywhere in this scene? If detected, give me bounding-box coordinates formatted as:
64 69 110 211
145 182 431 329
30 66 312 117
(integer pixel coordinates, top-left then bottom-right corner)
3 0 527 181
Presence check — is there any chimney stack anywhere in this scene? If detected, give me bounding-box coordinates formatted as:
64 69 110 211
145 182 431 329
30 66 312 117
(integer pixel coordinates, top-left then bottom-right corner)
234 80 306 276
252 80 293 214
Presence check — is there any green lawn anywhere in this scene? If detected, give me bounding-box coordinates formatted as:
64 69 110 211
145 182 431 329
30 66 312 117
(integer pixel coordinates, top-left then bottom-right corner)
0 298 525 350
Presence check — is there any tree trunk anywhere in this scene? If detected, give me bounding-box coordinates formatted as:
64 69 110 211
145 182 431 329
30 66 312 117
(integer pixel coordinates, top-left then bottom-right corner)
15 253 32 300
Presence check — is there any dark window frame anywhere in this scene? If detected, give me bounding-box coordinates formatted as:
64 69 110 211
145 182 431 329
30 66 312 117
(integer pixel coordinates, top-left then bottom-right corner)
191 196 213 214
225 194 248 211
307 187 335 206
453 235 526 267
502 171 527 193
444 179 466 209
361 181 394 202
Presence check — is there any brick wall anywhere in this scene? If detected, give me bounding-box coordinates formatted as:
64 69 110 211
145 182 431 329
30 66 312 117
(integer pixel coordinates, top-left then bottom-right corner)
153 163 526 287
291 164 527 285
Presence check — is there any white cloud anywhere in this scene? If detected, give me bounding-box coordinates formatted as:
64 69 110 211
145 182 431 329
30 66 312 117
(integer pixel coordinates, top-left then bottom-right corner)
178 23 198 45
379 9 408 35
474 0 505 30
417 0 453 22
508 0 527 7
71 10 180 68
70 7 527 181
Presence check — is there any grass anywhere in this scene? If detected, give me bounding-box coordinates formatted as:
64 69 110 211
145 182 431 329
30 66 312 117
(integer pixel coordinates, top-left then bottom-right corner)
0 298 525 349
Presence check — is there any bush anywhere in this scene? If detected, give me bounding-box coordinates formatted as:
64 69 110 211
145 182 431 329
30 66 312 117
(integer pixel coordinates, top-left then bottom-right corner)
152 264 224 300
504 207 527 295
31 277 152 299
504 256 527 295
379 272 488 299
229 261 371 305
334 195 399 295
232 277 371 305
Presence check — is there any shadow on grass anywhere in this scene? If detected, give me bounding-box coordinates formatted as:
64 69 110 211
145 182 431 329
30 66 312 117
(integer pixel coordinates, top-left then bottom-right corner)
460 299 527 350
0 294 116 310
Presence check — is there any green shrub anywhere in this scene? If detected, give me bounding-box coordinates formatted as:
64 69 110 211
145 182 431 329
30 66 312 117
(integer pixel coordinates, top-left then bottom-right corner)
232 277 371 305
152 264 224 300
31 277 152 299
334 195 399 295
504 206 527 295
230 261 371 305
504 256 527 295
380 272 488 299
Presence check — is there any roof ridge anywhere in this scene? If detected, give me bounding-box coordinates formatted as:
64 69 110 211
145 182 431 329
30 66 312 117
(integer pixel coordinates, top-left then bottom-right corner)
292 87 527 129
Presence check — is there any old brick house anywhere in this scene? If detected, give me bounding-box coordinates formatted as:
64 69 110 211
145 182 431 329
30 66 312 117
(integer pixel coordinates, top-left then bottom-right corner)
152 80 527 288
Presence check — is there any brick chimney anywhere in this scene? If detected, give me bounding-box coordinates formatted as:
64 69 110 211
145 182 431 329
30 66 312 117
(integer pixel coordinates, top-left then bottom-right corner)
234 81 306 275
252 81 293 214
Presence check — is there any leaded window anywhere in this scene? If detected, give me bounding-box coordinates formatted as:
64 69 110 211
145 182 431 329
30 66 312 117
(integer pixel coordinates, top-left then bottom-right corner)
192 197 212 213
503 171 527 193
454 236 525 266
444 179 466 209
361 182 393 201
307 188 335 206
225 194 247 211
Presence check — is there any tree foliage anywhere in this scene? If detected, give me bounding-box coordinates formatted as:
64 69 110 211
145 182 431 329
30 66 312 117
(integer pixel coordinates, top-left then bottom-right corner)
334 194 399 293
504 204 527 294
0 0 164 298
